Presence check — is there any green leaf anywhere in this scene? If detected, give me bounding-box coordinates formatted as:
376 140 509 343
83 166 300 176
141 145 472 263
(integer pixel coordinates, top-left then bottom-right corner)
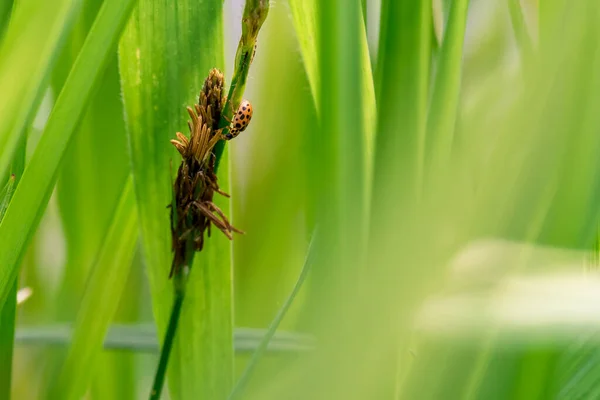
118 1 232 398
373 0 431 198
288 0 375 316
0 174 15 219
288 0 375 169
507 0 533 66
48 178 138 400
0 0 137 308
426 0 470 170
0 0 13 40
0 174 16 399
0 0 80 182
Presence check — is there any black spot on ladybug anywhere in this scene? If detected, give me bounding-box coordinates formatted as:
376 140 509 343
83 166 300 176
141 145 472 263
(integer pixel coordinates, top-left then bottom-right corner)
236 123 242 128
242 107 247 111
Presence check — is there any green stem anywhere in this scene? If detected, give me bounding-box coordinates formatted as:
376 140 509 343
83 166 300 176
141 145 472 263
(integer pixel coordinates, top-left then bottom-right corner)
149 273 187 400
213 0 269 173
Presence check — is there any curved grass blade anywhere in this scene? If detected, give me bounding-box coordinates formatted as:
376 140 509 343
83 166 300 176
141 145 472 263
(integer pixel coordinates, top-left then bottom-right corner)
48 178 138 400
0 0 80 182
0 0 138 308
228 229 317 400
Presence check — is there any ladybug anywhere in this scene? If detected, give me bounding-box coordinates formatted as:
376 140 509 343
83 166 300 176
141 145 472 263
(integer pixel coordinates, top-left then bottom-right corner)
224 99 253 140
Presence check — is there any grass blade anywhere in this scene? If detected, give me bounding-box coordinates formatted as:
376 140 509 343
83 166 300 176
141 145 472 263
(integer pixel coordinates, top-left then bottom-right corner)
48 178 138 400
288 0 376 164
228 229 317 400
426 0 470 170
0 0 80 181
0 0 137 308
508 0 534 65
373 0 431 198
0 174 16 398
0 0 12 42
118 1 231 398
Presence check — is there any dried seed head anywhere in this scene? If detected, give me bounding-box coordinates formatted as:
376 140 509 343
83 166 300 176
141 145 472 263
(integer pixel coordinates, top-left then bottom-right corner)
169 68 242 278
199 68 226 131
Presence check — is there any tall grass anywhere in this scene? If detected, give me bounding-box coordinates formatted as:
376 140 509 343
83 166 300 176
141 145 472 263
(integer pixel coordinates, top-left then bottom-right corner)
2 0 600 399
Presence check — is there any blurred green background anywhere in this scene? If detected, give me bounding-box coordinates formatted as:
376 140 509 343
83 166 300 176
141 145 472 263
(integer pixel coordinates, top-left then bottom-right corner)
4 0 600 398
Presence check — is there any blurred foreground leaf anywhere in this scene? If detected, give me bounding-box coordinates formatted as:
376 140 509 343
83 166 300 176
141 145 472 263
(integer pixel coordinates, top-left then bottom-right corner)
49 179 137 400
0 0 137 309
0 0 80 181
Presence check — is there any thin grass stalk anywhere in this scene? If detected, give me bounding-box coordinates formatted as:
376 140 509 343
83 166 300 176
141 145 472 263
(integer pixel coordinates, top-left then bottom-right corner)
227 229 318 400
213 0 269 172
149 274 186 400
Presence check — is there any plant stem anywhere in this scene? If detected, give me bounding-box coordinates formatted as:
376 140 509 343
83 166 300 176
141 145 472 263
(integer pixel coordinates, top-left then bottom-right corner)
213 0 269 172
149 272 187 400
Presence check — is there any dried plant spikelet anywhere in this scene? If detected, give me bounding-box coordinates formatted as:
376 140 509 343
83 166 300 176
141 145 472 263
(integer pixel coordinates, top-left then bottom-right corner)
199 68 225 130
170 139 186 156
196 122 212 160
176 131 189 146
202 133 222 163
186 106 198 126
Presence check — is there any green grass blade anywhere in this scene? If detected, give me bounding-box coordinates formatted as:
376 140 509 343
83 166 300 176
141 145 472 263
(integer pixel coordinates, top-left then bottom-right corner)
0 125 26 400
0 174 16 399
228 229 317 400
310 0 368 299
508 0 534 66
0 174 15 219
288 0 375 166
369 0 432 396
426 0 470 170
0 0 80 181
48 178 138 400
118 1 231 398
373 0 431 198
0 0 137 308
0 0 13 40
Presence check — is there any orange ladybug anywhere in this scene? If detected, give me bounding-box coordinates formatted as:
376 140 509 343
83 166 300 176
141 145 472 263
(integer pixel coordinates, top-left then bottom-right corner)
224 99 253 140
